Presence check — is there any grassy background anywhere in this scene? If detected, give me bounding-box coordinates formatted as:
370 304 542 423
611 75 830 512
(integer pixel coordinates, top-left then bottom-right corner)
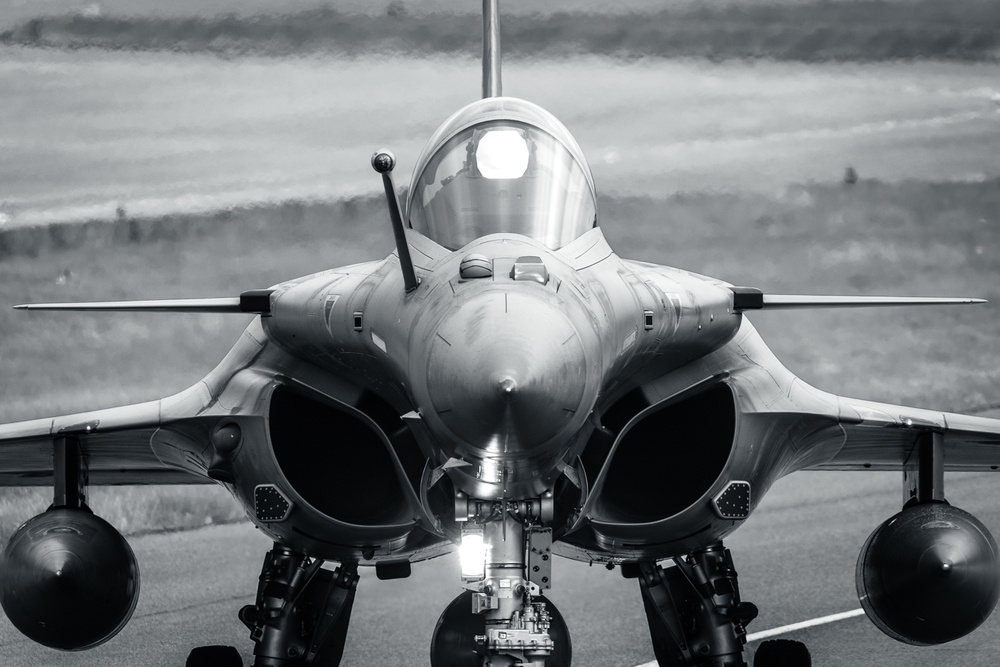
2 1 1000 62
0 199 385 544
1 180 998 542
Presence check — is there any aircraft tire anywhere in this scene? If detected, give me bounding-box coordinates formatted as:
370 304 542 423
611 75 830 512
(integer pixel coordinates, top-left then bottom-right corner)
186 645 243 667
753 639 811 667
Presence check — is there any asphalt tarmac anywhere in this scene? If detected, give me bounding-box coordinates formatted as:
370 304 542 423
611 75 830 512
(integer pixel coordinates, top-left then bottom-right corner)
2 470 1000 666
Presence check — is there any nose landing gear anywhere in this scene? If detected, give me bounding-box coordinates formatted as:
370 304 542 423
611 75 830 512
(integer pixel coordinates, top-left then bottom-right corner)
431 496 570 667
430 590 571 667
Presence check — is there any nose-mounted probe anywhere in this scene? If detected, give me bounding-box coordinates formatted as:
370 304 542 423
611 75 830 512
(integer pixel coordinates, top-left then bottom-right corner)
372 149 419 293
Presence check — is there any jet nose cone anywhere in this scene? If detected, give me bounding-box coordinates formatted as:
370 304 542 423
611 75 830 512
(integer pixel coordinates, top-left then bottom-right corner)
422 291 592 455
496 376 518 401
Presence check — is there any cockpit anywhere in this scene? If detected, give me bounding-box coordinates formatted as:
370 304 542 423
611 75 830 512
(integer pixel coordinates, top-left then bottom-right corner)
407 98 598 251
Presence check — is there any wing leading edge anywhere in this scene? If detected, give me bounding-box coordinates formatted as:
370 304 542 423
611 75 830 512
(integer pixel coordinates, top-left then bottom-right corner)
0 318 271 486
0 388 213 486
702 319 1000 473
811 396 1000 471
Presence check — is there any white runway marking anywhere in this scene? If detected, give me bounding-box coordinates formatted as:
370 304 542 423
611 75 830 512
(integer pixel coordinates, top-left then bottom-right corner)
632 608 866 667
745 608 866 642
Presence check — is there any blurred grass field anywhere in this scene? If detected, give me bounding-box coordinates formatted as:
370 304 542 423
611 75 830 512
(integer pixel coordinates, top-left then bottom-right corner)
0 180 998 542
4 0 1000 62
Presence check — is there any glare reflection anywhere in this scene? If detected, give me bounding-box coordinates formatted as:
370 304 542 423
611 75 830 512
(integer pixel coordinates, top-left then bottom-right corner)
460 531 489 580
476 130 529 179
479 458 502 483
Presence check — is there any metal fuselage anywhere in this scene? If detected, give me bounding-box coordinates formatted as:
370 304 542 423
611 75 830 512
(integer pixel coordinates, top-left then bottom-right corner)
144 97 846 566
167 218 777 567
265 231 739 500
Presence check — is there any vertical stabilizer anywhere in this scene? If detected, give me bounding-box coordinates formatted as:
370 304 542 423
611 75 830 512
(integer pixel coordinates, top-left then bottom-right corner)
482 0 502 98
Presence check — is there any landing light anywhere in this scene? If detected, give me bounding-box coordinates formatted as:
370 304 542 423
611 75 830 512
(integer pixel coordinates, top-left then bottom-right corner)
460 530 489 580
476 130 529 179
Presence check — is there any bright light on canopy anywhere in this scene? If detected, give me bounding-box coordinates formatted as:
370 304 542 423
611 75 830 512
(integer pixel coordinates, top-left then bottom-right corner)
476 130 529 179
407 97 598 251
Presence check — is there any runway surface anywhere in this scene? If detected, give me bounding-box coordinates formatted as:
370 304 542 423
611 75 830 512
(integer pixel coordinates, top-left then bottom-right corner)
2 469 1000 666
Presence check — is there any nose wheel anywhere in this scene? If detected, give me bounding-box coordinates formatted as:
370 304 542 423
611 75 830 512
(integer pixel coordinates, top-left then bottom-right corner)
430 591 571 667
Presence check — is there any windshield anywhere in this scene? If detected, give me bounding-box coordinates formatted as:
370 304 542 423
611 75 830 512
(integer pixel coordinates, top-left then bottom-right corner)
408 104 597 250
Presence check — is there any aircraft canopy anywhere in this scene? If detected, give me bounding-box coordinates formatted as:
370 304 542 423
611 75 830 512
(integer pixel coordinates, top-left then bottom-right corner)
408 98 597 251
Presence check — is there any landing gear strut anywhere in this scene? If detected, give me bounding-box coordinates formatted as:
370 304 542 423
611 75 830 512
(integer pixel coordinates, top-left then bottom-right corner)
632 543 759 667
431 495 570 667
238 544 359 667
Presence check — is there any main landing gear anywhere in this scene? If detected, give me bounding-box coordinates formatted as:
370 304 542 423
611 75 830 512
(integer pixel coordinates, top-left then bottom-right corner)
186 538 808 667
627 542 810 667
188 543 359 667
431 494 569 667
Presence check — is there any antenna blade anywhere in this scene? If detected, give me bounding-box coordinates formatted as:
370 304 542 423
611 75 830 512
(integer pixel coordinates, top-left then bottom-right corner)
482 0 502 98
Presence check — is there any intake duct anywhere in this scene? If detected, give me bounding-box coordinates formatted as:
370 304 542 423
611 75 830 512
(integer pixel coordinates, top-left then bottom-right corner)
590 383 736 524
856 502 1000 645
268 385 423 526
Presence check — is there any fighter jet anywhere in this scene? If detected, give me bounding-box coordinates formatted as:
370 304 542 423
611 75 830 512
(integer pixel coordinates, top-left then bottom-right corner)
1 3 998 667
